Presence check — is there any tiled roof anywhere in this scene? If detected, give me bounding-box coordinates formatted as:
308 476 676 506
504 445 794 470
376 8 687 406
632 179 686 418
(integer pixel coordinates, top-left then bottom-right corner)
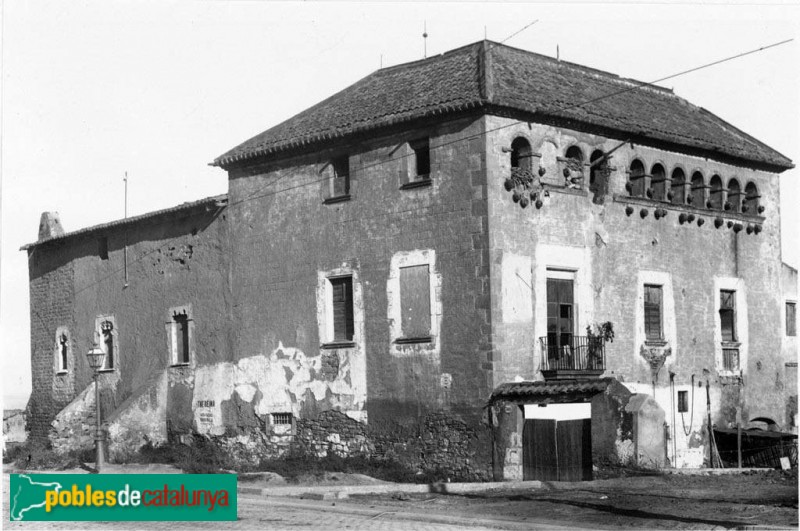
489 378 615 402
21 194 228 250
213 41 793 171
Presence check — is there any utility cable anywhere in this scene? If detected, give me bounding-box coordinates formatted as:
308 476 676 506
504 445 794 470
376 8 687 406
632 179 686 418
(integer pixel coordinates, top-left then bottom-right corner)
681 374 696 436
224 37 793 212
43 37 794 298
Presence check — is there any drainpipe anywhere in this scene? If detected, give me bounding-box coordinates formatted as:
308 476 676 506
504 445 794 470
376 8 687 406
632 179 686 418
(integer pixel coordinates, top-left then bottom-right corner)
706 379 713 468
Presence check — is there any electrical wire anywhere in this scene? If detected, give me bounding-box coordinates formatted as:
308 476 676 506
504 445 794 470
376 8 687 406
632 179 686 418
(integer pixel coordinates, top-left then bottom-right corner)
681 374 696 436
35 37 794 299
223 37 793 212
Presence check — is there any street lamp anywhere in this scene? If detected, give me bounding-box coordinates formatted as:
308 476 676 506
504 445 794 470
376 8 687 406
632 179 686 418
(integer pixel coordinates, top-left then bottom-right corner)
86 344 106 472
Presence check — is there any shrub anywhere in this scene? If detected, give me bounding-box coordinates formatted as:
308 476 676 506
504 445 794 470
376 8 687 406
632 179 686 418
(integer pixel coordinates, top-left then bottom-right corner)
8 440 93 471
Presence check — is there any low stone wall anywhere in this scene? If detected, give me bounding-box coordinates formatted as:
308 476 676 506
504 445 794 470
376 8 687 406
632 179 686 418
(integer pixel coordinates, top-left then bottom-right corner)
209 409 492 481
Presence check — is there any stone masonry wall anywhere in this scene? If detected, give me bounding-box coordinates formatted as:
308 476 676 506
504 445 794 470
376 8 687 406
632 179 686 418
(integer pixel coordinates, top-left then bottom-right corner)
225 114 492 469
26 204 230 445
213 409 492 481
27 249 75 441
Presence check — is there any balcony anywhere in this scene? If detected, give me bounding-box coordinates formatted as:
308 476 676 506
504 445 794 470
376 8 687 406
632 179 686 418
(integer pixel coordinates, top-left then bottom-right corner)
539 335 606 380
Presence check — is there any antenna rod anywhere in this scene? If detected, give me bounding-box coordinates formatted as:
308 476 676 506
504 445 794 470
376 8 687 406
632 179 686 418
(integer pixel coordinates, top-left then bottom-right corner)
423 21 428 58
123 172 129 288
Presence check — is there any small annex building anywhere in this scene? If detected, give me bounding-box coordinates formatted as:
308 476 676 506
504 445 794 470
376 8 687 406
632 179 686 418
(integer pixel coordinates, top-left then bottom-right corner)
22 40 797 480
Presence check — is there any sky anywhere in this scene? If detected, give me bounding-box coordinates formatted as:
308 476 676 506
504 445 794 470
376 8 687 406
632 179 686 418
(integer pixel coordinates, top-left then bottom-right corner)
2 1 799 409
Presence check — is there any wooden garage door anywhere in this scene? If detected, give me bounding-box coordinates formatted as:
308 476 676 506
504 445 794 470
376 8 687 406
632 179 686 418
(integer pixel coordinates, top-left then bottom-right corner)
523 418 592 481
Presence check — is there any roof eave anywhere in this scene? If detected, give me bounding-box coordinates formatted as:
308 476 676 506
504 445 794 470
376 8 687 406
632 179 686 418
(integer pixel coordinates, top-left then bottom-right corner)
20 194 228 251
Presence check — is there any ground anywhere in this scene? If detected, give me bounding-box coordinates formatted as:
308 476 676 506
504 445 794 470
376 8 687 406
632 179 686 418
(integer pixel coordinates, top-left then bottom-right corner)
348 471 799 529
3 468 797 529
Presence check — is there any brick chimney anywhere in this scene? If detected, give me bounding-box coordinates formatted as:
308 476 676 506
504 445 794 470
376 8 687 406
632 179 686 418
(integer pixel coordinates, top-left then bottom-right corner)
38 212 65 241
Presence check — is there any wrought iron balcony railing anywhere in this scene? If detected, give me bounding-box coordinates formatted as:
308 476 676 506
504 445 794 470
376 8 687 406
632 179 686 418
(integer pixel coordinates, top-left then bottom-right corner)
539 335 606 376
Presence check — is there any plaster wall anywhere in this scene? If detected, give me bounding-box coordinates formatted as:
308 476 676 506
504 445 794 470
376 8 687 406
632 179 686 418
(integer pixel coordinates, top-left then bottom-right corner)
484 114 787 463
225 114 492 430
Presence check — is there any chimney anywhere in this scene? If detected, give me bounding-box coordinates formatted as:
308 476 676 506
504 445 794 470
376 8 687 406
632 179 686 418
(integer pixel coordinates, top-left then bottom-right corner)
38 212 65 241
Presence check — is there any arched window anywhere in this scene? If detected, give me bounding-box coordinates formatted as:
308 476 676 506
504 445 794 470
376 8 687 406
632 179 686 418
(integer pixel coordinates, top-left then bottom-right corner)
511 137 533 173
628 159 646 197
59 333 68 372
650 163 666 201
689 172 705 207
743 182 760 214
727 179 741 213
708 175 723 210
565 145 584 163
564 146 584 188
55 327 70 374
101 320 115 370
670 168 686 205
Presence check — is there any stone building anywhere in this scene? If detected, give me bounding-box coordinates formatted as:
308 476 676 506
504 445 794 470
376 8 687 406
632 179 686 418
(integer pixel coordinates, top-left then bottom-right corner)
22 41 795 480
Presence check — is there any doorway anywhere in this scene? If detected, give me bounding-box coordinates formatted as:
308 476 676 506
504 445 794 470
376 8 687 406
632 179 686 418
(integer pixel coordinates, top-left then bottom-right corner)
522 417 592 481
546 276 574 365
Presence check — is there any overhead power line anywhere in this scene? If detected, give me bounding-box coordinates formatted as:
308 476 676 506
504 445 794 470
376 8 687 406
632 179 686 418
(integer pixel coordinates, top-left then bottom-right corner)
230 37 793 211
45 37 793 297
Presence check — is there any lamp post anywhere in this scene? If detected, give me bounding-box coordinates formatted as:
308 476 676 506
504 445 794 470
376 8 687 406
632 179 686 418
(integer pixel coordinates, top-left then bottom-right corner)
86 344 106 472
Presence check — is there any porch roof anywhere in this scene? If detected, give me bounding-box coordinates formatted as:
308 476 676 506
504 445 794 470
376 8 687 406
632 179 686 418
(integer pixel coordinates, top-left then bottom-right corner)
489 378 617 404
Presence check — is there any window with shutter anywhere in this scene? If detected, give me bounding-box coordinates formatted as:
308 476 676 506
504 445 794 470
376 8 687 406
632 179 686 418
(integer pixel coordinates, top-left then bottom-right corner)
332 157 350 197
412 138 430 179
644 285 663 341
787 302 796 337
720 290 736 342
400 265 431 339
331 276 354 341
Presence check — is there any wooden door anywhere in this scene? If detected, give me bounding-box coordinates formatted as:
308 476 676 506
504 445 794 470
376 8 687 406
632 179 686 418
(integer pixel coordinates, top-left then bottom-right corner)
556 418 593 481
523 417 592 481
523 419 557 481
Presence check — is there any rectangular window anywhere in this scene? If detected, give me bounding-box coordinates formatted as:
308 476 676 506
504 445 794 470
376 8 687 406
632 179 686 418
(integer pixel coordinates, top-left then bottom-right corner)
332 157 350 197
269 412 294 436
723 347 740 371
644 285 663 341
98 237 109 260
787 302 797 337
412 138 430 179
720 290 737 342
546 276 574 355
272 412 292 425
173 314 190 364
330 276 354 342
677 390 688 413
400 265 431 339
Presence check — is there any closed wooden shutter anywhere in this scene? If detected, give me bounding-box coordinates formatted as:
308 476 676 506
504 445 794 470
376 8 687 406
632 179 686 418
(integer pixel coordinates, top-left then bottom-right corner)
331 277 354 341
400 265 431 338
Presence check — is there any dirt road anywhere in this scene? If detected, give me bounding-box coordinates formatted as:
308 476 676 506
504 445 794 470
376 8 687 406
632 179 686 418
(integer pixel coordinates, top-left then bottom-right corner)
348 470 799 529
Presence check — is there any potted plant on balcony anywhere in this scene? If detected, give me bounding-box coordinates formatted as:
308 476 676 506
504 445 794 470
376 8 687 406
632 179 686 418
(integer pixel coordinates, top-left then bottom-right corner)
586 321 614 370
